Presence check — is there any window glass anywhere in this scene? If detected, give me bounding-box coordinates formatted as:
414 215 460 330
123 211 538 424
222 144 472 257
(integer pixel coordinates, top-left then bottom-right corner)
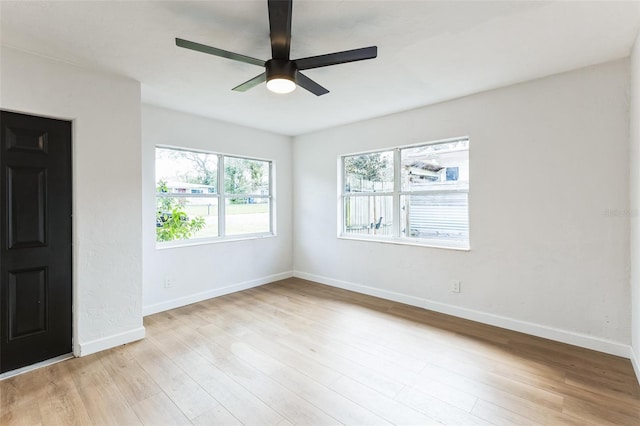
156 148 218 193
344 151 394 193
225 198 271 236
224 156 271 236
156 148 218 242
343 195 393 236
224 157 270 195
401 140 469 191
400 193 468 243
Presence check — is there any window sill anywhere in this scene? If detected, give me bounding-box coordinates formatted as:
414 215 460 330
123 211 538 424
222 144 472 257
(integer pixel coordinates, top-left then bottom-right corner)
156 233 276 250
337 234 470 251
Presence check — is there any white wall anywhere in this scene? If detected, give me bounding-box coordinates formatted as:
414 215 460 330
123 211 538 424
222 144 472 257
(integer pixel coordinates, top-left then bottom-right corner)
142 105 293 315
630 29 640 379
0 47 144 356
294 59 631 356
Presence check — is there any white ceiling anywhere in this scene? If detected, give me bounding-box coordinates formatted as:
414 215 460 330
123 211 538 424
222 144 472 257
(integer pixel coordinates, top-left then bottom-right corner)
1 1 639 136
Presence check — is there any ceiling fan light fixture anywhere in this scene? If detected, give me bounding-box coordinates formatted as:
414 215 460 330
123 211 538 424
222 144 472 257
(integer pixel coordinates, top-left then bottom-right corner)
265 59 297 94
267 77 296 94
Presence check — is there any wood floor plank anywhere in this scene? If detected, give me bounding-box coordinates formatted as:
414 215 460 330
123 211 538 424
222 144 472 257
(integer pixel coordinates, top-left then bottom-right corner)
2 362 81 426
471 399 541 426
131 392 191 426
327 374 441 425
125 338 220 420
77 381 142 425
2 277 639 425
395 384 493 425
38 384 92 426
191 404 242 426
97 345 162 403
1 395 43 426
410 373 478 412
64 354 114 390
562 396 639 425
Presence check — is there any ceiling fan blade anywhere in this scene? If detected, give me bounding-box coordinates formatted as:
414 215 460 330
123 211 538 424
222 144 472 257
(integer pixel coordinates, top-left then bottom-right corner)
176 38 265 67
232 73 267 92
295 46 377 70
268 0 292 60
296 72 329 96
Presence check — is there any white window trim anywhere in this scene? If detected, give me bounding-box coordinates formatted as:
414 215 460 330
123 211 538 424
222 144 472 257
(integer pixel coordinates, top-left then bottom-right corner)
156 232 276 250
338 137 470 250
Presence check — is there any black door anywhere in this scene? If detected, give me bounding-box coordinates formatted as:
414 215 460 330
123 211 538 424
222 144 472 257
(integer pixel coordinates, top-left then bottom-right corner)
0 111 72 374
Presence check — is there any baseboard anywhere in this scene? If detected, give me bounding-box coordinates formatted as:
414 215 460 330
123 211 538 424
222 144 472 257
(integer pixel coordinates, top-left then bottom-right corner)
631 347 640 385
77 326 146 357
142 271 294 316
293 271 631 359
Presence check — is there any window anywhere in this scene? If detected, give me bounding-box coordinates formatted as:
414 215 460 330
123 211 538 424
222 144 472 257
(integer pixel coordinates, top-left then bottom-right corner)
341 138 469 249
156 147 273 245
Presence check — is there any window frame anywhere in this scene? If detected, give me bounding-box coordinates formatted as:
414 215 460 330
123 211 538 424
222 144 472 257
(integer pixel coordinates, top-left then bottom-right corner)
155 146 275 248
339 137 469 250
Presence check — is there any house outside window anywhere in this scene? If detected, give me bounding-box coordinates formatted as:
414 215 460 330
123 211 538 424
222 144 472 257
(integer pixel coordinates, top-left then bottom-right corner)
156 147 273 245
341 137 469 249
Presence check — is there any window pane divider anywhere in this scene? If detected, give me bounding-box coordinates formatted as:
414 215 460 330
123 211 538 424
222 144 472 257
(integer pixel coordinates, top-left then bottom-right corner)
218 154 226 238
393 148 401 237
223 194 272 199
157 193 220 198
269 161 274 234
342 191 395 197
399 188 469 196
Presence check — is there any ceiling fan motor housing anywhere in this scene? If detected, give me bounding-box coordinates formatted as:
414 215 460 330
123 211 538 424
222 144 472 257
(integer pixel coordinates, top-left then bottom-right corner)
266 59 297 83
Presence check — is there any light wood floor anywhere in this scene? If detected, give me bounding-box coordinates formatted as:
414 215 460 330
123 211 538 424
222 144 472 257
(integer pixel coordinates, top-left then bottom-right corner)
2 278 639 425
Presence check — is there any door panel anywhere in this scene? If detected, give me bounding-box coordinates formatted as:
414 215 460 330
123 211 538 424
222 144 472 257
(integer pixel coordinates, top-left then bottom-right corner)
8 167 47 248
5 127 49 152
1 111 72 373
9 268 48 339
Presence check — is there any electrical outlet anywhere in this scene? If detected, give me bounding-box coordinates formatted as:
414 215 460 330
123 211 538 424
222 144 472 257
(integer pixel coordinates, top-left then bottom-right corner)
164 278 174 288
451 280 461 293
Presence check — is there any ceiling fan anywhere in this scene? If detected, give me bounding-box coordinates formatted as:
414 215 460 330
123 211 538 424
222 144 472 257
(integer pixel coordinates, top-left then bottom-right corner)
175 0 377 96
